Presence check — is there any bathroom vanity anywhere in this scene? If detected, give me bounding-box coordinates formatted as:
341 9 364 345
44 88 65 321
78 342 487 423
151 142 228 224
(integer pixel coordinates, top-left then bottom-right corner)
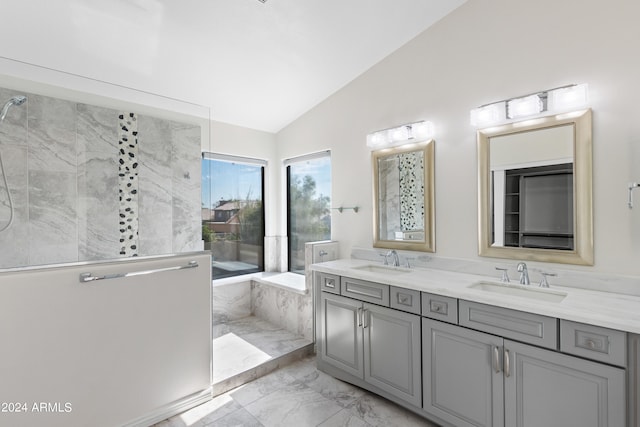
312 259 640 427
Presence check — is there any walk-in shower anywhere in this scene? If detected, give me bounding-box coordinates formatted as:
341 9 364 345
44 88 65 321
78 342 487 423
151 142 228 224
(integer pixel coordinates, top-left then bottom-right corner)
0 95 27 232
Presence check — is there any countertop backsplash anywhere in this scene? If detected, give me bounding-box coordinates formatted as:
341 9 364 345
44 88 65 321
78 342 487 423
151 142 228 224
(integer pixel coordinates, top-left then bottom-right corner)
350 247 640 298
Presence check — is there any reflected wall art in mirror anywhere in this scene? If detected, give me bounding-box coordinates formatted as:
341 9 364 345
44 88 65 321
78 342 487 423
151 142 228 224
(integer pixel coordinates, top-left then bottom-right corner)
477 109 593 265
372 140 435 252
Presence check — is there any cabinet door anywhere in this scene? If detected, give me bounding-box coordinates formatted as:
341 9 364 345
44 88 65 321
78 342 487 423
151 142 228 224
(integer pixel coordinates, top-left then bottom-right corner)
319 292 363 378
504 339 626 427
423 318 504 427
364 303 422 407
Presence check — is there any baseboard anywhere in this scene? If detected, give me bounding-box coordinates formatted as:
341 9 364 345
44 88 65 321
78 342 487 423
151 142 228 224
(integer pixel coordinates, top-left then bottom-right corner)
121 387 213 427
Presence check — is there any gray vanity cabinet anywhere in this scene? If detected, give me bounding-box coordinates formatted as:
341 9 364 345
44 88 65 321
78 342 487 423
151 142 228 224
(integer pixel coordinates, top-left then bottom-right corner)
319 291 422 407
422 318 504 427
316 271 634 427
319 291 364 378
423 317 626 427
503 339 626 427
364 301 422 407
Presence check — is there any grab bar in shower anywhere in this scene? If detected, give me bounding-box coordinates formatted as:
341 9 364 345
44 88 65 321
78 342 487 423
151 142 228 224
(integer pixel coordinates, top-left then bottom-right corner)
79 260 199 283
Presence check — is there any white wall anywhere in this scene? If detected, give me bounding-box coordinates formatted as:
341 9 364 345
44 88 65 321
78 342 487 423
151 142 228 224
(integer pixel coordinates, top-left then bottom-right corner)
276 0 640 277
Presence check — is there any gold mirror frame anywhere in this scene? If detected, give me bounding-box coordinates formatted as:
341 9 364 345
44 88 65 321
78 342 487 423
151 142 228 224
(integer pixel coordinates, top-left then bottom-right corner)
478 109 593 265
372 140 435 252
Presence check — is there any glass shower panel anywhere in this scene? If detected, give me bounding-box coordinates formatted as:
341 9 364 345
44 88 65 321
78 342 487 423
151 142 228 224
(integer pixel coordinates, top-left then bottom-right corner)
0 82 210 270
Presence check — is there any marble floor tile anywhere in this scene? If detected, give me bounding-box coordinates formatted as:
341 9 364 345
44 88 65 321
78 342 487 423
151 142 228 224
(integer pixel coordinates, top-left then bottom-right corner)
212 316 313 386
298 369 367 409
205 407 262 426
228 368 298 407
212 333 272 383
156 355 440 427
317 408 372 427
240 328 312 357
243 381 343 427
348 393 436 427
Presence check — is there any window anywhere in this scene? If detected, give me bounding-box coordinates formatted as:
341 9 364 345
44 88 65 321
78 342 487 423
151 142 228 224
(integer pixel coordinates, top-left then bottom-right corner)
202 153 265 279
286 151 331 274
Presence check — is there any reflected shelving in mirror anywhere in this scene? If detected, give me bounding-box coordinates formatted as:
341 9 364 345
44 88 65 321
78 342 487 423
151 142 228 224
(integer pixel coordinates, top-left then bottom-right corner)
477 110 593 265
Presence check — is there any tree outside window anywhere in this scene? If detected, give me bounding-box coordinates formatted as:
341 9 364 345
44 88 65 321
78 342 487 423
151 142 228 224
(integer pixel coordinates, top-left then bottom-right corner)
287 153 331 274
202 155 265 279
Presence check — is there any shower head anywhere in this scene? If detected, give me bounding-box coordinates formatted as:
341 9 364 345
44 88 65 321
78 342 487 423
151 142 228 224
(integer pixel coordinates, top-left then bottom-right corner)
0 95 27 121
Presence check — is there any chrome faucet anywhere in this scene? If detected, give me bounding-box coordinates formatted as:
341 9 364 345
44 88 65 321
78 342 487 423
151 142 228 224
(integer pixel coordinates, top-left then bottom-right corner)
516 262 530 285
539 272 557 288
387 250 401 267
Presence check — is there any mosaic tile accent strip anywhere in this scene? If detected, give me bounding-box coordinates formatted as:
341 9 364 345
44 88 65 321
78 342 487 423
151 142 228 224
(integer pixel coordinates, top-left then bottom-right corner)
399 151 424 231
118 112 140 256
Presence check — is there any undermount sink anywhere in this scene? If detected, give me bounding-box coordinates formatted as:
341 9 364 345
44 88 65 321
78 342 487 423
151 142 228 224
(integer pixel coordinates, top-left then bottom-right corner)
352 264 412 274
468 281 567 303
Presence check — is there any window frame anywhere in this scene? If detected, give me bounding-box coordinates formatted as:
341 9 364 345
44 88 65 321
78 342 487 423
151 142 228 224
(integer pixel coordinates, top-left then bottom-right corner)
202 152 267 279
285 150 331 274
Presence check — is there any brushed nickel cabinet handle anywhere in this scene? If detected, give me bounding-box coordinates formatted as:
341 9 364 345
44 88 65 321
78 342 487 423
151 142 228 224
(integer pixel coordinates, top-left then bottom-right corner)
357 307 363 327
504 349 511 377
493 346 501 373
363 309 369 328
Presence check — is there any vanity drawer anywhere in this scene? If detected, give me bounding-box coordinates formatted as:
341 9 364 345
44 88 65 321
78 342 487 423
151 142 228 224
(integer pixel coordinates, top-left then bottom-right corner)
390 286 421 314
459 300 558 350
560 320 627 367
317 272 340 295
340 277 389 306
421 292 458 324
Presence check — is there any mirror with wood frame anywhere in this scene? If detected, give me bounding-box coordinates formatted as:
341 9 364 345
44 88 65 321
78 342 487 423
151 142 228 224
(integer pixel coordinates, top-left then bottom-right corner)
372 140 435 252
477 109 593 265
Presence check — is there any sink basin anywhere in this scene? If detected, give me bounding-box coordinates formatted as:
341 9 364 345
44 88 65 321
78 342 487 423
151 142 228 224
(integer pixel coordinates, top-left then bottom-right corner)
468 281 567 303
352 264 412 274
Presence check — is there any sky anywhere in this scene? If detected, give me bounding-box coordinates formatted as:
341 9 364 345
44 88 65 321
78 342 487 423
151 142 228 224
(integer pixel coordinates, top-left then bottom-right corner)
202 157 331 209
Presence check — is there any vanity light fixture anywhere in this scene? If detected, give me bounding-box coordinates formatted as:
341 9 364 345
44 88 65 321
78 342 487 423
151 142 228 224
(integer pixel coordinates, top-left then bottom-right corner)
548 84 589 111
366 120 434 149
469 103 506 128
470 83 589 128
507 94 543 119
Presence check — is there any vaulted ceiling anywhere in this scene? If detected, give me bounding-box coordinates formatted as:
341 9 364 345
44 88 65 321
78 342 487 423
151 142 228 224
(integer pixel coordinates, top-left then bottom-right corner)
0 0 466 132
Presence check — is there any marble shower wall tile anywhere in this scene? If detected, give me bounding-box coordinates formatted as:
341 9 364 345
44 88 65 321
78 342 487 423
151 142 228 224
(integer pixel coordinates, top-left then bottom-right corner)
28 170 78 265
0 145 28 268
0 85 202 269
213 281 252 324
137 115 173 255
251 283 313 340
171 122 202 252
77 104 120 261
136 116 203 255
297 293 313 341
27 94 77 174
252 283 291 332
27 95 78 265
77 150 120 261
76 104 119 153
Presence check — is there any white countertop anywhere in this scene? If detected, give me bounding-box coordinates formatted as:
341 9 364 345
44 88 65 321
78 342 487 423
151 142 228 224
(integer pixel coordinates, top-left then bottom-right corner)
311 259 640 335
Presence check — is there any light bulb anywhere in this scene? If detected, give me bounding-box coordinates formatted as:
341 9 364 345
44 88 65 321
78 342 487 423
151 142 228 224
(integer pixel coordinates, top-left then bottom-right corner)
507 95 543 119
548 84 588 112
470 103 505 127
411 121 435 140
